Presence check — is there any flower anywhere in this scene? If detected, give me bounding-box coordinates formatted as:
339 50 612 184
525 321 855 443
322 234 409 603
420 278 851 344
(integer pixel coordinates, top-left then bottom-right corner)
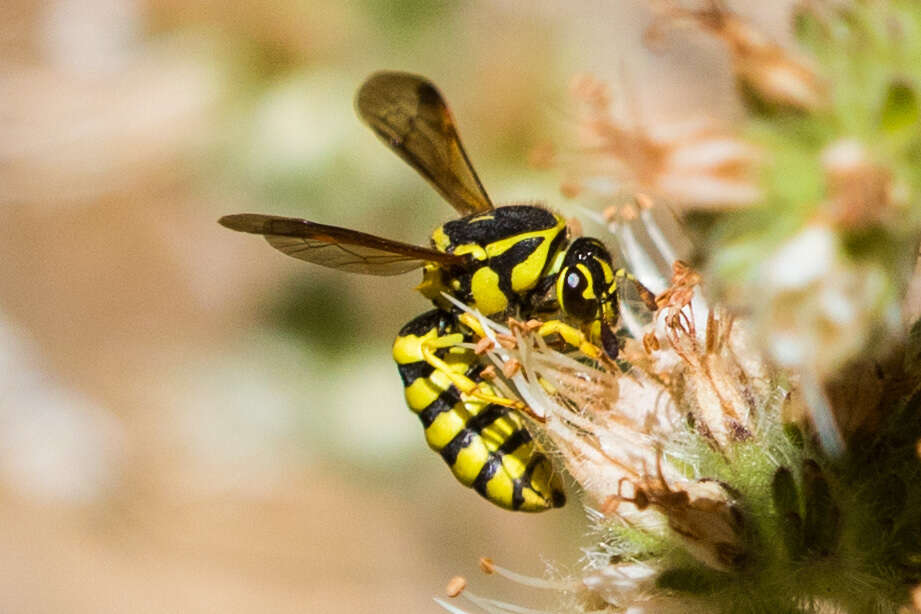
438 195 921 613
438 3 921 611
557 74 761 212
647 0 825 112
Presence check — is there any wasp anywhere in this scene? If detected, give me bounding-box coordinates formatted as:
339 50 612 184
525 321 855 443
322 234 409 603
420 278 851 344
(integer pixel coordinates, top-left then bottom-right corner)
220 72 655 512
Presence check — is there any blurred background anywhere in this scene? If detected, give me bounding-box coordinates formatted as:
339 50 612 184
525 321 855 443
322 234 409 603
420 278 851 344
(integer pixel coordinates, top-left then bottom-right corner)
0 1 791 612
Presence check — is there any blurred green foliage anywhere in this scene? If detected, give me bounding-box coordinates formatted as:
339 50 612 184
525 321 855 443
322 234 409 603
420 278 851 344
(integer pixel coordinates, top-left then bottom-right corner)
700 1 921 309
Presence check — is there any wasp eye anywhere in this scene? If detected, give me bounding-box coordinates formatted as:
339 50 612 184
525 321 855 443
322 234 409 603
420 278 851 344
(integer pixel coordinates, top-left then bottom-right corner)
558 266 598 321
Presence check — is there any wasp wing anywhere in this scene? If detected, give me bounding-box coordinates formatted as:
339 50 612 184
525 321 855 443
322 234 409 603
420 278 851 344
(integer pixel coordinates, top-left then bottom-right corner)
356 71 494 217
219 213 468 276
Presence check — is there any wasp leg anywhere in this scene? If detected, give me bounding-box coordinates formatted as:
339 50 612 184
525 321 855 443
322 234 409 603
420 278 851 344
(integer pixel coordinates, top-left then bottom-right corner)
537 319 606 361
458 310 608 363
536 375 556 392
420 334 528 412
451 313 555 421
457 312 488 338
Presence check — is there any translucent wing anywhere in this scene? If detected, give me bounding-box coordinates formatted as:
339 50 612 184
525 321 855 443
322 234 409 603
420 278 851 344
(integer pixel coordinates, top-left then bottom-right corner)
219 213 468 276
356 71 494 216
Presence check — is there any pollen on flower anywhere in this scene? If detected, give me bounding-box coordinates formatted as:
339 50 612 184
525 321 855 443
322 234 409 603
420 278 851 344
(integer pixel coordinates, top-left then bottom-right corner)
642 330 660 353
560 180 582 199
475 337 495 355
528 141 556 170
501 358 521 378
566 216 583 238
524 320 544 333
604 203 636 224
445 576 467 598
508 318 542 335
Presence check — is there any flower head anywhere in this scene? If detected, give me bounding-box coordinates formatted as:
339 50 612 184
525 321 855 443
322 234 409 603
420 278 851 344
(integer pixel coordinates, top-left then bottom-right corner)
558 74 761 212
438 3 921 612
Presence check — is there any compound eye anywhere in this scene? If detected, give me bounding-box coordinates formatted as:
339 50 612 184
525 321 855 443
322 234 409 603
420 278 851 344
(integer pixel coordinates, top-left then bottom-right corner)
558 266 598 321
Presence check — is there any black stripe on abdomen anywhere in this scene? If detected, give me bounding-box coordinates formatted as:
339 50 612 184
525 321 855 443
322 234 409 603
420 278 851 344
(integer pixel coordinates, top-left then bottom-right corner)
440 429 475 466
397 361 434 386
498 428 531 454
473 455 502 497
418 386 462 428
464 404 508 435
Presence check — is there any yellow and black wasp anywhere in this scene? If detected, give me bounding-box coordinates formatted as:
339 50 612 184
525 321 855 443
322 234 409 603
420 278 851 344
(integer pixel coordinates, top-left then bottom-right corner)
220 71 655 512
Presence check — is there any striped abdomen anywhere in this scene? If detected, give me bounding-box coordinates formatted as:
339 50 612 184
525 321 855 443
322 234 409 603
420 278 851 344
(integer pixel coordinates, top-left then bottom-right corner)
392 309 565 512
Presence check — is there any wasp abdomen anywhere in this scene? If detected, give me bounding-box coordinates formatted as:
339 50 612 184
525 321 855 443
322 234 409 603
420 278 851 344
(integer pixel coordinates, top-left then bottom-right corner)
393 309 565 512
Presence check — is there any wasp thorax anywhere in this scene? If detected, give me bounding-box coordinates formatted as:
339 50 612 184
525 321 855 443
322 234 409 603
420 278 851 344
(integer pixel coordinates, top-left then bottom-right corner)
430 205 569 317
